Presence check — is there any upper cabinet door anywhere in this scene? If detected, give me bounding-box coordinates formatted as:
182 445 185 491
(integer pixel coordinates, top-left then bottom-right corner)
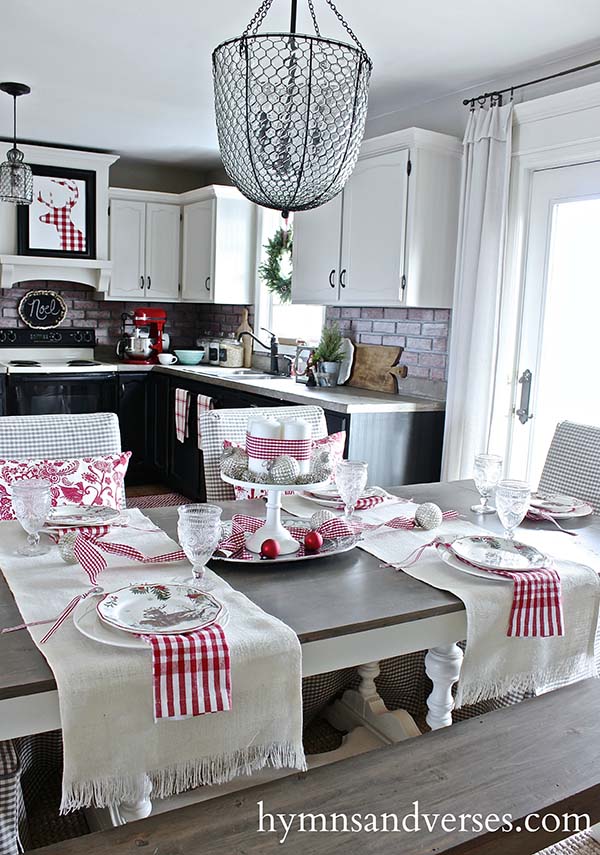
181 200 214 302
109 200 146 298
291 193 343 304
145 203 181 301
340 148 409 305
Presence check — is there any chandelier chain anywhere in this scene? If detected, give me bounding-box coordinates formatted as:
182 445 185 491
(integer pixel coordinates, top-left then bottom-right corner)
243 0 277 36
306 0 321 35
323 0 368 54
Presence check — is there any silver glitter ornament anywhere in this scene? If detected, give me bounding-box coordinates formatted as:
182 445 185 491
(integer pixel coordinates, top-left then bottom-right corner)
415 502 443 530
58 531 79 565
296 473 319 484
220 447 249 479
268 455 301 484
310 509 336 529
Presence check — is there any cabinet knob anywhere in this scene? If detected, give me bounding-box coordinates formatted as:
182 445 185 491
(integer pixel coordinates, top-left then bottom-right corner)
139 276 144 290
340 268 347 289
328 269 336 288
147 276 152 290
205 276 211 291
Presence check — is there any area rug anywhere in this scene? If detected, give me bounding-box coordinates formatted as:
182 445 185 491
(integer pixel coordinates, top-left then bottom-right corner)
536 831 600 854
126 492 190 509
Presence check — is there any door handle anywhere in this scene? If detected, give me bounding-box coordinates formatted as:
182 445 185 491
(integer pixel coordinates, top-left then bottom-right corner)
147 275 151 290
516 369 533 424
205 276 211 291
139 276 144 290
340 268 347 289
328 268 336 288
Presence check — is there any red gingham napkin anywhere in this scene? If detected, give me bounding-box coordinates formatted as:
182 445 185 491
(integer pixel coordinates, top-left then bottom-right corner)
175 388 190 443
197 394 214 449
306 492 397 511
142 624 231 721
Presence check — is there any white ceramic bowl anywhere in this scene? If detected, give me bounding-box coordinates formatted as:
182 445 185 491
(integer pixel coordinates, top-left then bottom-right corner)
174 349 205 366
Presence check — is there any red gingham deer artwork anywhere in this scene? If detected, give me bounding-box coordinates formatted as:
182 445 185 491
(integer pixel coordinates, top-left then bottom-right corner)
37 179 85 253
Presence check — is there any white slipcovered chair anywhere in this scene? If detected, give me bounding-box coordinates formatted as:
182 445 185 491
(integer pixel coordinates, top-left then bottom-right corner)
199 405 328 501
538 420 600 513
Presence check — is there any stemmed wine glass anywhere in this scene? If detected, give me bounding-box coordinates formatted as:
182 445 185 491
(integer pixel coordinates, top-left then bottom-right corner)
471 453 503 514
335 461 368 522
12 479 52 556
177 504 223 590
495 480 531 540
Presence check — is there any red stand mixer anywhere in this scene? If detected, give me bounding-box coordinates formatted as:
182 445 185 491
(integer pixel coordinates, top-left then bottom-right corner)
116 307 167 364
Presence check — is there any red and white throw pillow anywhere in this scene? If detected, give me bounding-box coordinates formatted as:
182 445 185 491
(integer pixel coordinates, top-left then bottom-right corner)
0 452 132 521
228 432 346 500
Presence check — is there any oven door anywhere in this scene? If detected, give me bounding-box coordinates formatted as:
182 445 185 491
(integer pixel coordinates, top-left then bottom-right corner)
7 373 118 416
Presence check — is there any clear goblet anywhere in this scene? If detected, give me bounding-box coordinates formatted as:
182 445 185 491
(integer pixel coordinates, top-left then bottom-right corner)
177 504 223 590
12 479 52 556
335 460 368 522
471 453 503 514
495 480 531 540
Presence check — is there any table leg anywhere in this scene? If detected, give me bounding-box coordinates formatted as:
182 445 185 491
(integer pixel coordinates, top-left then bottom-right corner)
113 775 153 825
425 644 463 730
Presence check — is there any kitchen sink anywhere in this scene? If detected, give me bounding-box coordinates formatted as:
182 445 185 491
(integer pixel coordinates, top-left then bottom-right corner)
187 367 284 381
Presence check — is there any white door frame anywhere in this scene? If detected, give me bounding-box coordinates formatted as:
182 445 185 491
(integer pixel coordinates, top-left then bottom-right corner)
488 82 600 469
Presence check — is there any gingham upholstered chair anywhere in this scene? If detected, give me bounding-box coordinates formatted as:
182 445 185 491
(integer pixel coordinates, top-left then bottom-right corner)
538 420 600 513
199 405 328 501
0 413 123 851
0 412 125 506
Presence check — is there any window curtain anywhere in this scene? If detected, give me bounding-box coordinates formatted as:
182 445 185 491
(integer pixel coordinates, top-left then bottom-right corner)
442 102 513 481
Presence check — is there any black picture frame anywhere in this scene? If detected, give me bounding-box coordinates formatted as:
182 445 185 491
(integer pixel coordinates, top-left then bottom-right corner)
17 165 96 259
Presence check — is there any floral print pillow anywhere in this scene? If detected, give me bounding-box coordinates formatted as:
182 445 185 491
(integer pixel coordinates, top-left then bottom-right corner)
0 452 132 521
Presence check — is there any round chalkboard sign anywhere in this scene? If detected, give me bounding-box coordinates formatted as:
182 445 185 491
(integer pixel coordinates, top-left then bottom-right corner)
18 290 68 329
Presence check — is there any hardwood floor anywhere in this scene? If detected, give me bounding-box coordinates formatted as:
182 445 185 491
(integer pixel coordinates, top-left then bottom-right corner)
125 483 172 498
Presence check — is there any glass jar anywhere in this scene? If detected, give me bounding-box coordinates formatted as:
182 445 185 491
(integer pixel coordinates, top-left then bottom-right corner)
208 338 221 365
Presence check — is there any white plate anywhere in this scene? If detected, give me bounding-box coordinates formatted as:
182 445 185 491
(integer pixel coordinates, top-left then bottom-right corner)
529 493 593 519
438 544 511 582
46 505 120 527
97 583 224 635
337 338 355 385
450 535 548 571
74 595 228 650
301 486 390 509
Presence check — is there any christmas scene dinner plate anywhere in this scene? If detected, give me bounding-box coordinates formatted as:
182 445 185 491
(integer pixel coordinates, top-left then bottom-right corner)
450 535 548 572
529 493 593 519
97 583 224 635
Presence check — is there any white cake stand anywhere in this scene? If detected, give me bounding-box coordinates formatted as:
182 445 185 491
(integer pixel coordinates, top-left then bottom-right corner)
221 474 332 555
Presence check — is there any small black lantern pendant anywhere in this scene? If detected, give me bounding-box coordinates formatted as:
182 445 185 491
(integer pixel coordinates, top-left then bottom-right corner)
0 82 33 205
212 0 372 216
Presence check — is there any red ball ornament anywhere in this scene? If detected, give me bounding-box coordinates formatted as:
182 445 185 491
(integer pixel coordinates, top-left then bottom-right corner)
260 538 281 560
304 530 324 552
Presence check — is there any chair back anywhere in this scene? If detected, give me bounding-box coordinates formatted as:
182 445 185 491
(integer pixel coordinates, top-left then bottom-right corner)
538 420 600 513
0 412 126 506
200 405 328 501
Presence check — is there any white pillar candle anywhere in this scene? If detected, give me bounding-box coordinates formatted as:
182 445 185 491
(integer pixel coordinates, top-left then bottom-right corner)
247 418 282 475
282 419 312 474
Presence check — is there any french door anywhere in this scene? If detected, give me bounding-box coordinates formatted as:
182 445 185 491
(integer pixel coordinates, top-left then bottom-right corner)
507 160 600 484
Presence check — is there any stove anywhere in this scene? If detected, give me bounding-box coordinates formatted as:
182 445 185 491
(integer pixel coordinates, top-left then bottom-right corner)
0 328 113 373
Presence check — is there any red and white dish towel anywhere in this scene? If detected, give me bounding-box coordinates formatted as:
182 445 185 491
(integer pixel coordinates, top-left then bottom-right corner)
143 625 231 721
358 514 600 707
175 388 191 443
197 394 214 449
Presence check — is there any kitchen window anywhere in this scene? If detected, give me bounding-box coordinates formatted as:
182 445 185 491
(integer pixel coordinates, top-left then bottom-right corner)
254 207 324 350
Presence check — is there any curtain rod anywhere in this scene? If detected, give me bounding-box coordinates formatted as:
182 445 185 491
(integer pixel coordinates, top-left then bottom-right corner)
463 57 600 108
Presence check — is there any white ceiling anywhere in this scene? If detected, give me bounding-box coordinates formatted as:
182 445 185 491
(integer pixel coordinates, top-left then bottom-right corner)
3 0 600 169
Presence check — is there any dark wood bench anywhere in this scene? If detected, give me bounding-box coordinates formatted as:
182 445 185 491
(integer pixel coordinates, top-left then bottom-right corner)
32 678 600 855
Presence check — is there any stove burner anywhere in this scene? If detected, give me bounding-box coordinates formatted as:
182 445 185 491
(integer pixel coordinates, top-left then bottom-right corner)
9 360 41 367
67 360 101 367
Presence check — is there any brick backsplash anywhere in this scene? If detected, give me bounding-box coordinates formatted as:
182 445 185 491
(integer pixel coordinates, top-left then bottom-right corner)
0 281 254 349
326 305 451 391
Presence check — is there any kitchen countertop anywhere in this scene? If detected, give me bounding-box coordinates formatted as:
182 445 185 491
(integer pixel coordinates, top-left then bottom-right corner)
0 360 445 414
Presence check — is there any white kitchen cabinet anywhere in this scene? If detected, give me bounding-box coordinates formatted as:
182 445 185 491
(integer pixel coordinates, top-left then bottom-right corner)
291 127 462 309
108 191 180 302
181 186 255 304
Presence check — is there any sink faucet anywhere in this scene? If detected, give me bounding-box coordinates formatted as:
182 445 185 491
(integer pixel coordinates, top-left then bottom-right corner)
237 327 280 375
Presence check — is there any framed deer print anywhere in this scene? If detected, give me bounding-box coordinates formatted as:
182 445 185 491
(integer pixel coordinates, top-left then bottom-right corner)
17 165 96 259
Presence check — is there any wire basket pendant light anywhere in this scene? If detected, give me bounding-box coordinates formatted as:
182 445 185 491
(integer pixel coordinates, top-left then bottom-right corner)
0 82 33 205
212 0 372 217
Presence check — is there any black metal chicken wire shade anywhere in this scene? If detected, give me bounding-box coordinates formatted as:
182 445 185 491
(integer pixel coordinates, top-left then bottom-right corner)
212 0 372 216
0 82 33 205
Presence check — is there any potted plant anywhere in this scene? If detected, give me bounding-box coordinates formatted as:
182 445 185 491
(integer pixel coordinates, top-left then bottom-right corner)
313 323 345 386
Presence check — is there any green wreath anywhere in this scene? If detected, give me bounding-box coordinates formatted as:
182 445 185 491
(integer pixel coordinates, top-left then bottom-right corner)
258 226 292 304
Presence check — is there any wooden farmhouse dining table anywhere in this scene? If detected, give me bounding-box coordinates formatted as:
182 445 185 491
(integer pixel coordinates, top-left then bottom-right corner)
2 477 599 753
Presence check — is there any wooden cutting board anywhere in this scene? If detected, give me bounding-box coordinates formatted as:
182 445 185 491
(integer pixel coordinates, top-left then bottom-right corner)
347 343 408 393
